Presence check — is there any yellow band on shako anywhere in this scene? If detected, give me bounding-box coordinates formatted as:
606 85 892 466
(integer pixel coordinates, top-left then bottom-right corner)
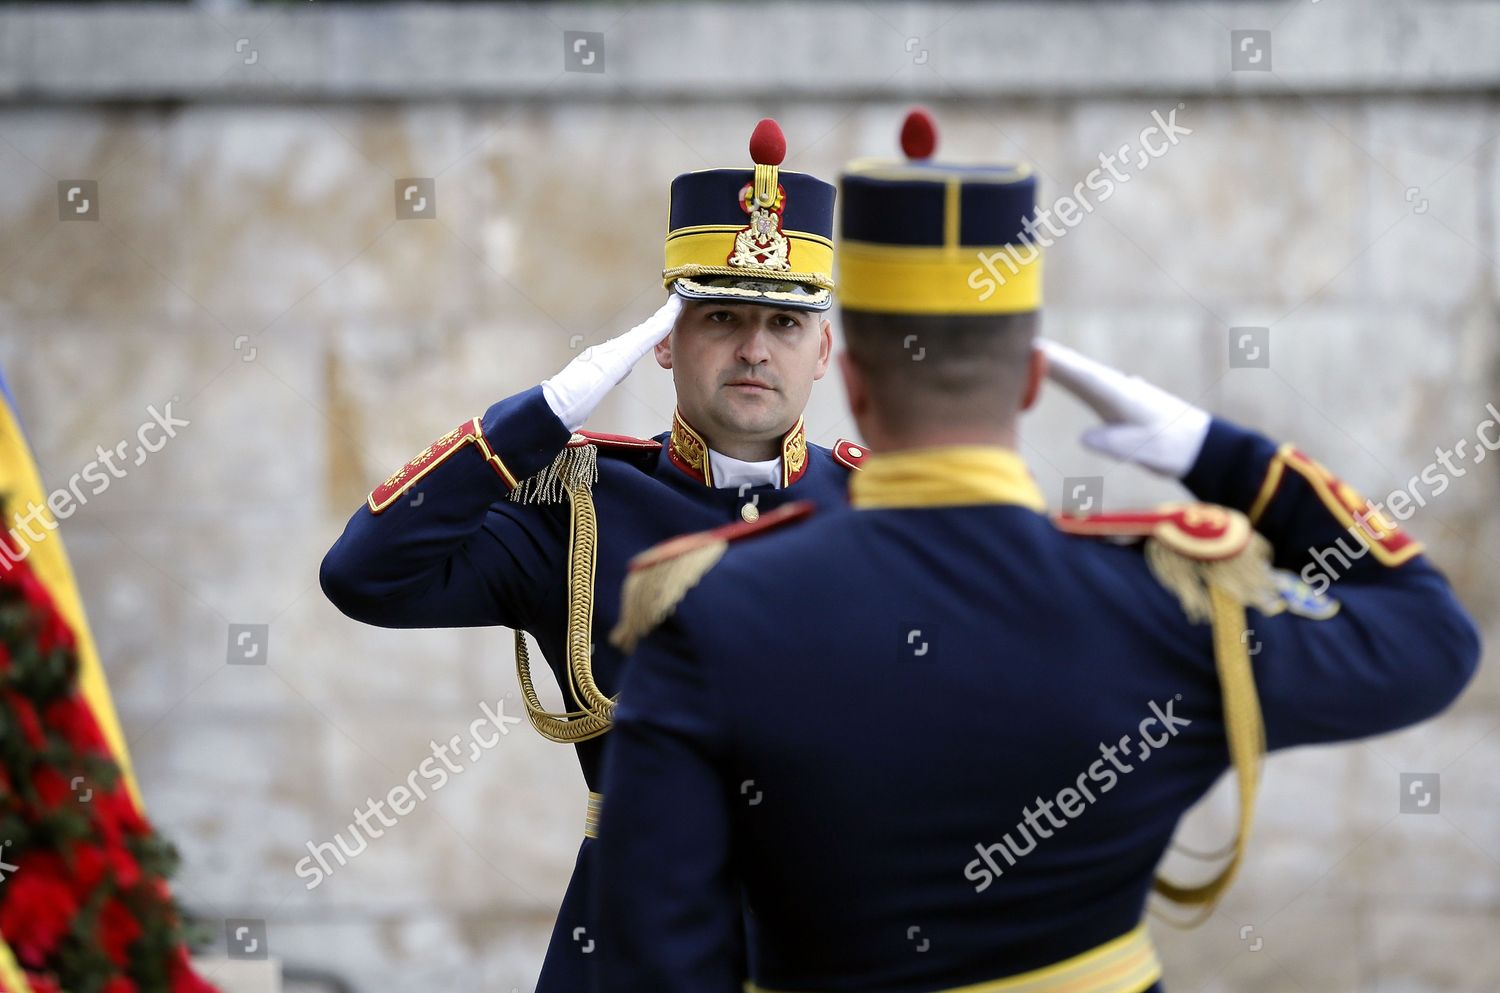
664 227 835 289
838 240 1042 315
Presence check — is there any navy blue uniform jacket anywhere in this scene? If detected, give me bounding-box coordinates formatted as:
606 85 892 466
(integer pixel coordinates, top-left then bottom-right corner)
320 385 860 991
597 418 1481 993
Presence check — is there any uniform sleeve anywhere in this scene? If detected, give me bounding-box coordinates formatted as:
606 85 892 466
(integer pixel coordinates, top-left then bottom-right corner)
596 601 743 993
319 385 573 630
1183 417 1482 750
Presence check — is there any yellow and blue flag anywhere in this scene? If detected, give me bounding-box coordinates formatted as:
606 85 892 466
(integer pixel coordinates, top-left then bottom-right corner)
0 368 142 810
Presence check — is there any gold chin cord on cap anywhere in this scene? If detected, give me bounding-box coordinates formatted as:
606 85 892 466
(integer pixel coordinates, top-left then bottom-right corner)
509 440 619 743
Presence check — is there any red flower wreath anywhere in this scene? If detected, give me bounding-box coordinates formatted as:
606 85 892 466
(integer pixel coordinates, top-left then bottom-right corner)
0 541 217 993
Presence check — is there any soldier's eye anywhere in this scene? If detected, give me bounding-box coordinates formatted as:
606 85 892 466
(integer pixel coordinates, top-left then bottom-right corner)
707 311 734 323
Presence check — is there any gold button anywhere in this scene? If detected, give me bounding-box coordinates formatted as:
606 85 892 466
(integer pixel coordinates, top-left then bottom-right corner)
848 446 863 457
740 503 760 523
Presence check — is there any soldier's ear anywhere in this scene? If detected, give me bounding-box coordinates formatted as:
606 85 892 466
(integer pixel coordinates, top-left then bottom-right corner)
838 351 868 420
1021 345 1046 411
654 331 674 370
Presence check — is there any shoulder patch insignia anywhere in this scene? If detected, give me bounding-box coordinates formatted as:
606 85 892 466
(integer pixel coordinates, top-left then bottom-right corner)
833 438 870 471
368 416 516 514
1258 569 1341 620
610 501 815 652
1250 444 1422 567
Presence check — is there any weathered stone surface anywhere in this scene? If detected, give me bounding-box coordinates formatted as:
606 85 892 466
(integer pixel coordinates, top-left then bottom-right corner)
1368 908 1500 992
7 3 1500 100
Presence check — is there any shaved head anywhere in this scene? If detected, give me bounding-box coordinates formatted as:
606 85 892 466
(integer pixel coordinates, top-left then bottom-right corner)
839 310 1041 448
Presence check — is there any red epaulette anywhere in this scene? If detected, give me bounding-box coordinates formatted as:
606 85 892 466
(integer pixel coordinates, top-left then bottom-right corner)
1054 503 1276 626
573 430 662 452
832 438 870 471
1053 502 1254 561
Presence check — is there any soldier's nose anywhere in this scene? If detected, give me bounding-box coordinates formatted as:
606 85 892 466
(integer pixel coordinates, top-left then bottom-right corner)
735 329 773 365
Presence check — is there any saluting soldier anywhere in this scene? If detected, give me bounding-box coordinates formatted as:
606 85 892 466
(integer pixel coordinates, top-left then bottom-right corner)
595 113 1481 993
319 119 867 992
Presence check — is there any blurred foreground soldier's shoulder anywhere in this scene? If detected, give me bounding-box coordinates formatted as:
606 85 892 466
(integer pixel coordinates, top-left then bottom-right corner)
611 501 816 653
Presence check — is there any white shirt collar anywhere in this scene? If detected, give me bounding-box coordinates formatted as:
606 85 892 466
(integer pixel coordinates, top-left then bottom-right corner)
708 448 783 490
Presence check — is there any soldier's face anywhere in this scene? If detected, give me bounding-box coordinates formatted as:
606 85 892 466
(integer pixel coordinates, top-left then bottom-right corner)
655 300 832 444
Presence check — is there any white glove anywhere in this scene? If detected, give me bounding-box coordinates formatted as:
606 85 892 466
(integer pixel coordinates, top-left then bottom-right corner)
1040 339 1211 479
542 294 683 432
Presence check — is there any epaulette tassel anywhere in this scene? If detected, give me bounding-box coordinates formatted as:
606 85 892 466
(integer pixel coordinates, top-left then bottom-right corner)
609 540 728 653
1145 532 1276 625
509 443 599 505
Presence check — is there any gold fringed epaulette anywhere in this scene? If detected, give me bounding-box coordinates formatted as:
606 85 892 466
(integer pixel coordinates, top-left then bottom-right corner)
609 538 729 655
509 437 600 505
610 501 815 653
1145 528 1275 624
508 431 663 505
1053 503 1275 622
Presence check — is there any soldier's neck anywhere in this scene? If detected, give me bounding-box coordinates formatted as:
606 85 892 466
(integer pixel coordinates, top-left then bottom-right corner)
864 423 1017 455
684 411 787 462
704 434 781 461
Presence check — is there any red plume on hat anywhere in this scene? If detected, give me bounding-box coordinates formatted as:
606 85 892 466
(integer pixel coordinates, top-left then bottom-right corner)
746 118 787 211
749 118 787 165
900 107 938 160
